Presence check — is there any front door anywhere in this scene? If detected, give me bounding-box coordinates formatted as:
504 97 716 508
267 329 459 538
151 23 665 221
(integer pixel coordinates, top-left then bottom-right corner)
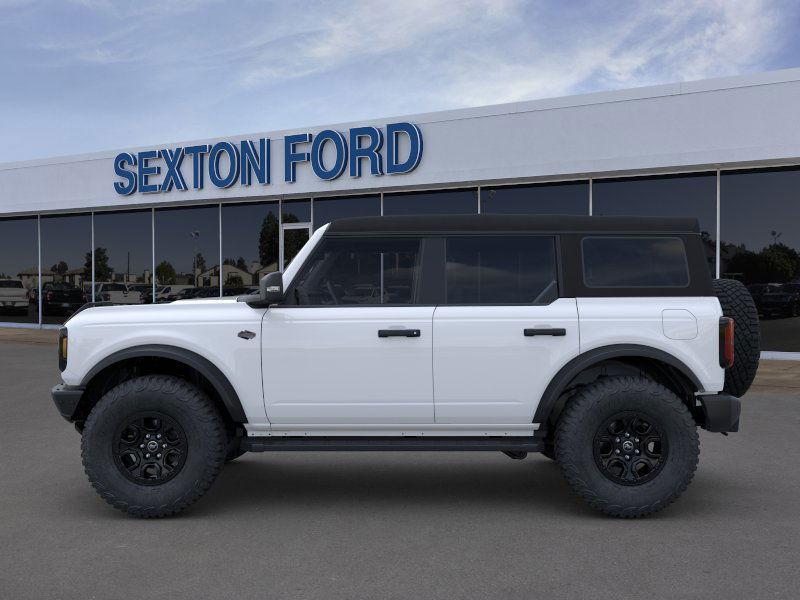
432 235 580 424
262 234 434 424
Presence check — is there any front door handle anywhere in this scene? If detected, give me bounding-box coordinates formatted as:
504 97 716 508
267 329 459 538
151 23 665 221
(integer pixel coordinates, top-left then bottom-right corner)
378 329 421 338
524 328 566 337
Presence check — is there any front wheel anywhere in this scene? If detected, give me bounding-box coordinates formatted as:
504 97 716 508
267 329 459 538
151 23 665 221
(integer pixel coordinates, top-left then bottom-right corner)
81 375 227 518
555 376 699 518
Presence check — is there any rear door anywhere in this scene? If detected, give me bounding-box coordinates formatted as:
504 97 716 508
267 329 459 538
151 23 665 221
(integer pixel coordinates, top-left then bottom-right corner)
262 235 435 424
433 235 579 424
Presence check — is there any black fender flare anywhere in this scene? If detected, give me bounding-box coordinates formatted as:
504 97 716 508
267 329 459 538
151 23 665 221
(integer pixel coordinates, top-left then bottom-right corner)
533 344 703 426
81 344 247 423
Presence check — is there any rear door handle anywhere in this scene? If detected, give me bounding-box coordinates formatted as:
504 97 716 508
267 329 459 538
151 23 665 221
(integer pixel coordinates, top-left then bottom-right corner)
378 329 421 338
524 328 566 337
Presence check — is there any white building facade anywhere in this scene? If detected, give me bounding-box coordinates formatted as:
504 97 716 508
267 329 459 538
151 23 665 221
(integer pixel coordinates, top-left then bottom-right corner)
1 69 799 356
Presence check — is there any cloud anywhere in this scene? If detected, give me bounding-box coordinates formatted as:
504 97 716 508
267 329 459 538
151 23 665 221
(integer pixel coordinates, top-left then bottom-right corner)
0 0 794 162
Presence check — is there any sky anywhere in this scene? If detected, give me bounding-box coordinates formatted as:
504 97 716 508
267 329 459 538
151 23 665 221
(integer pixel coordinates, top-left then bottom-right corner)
0 0 798 163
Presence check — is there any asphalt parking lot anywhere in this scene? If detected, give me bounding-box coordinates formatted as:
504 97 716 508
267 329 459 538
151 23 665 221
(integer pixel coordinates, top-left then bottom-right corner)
2 342 799 600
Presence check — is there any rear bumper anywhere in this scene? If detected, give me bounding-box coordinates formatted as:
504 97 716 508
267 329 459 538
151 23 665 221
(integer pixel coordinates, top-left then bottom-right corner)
51 384 84 421
697 393 741 433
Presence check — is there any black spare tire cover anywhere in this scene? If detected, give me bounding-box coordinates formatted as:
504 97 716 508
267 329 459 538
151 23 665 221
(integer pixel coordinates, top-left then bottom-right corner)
712 279 760 397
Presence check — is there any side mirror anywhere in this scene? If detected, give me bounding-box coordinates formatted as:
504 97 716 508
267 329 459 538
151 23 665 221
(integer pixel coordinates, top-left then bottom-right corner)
259 271 284 305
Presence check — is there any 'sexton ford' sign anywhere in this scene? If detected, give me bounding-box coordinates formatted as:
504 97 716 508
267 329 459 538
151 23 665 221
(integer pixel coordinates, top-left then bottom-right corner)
113 122 423 196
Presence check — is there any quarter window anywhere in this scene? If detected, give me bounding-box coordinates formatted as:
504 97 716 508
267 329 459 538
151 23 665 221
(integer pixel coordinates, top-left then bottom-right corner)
582 236 690 288
290 237 422 305
445 236 558 304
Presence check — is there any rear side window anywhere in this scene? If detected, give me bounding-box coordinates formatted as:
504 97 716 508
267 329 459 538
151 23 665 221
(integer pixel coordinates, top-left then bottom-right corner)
290 236 422 305
582 236 689 288
0 280 23 288
445 236 558 304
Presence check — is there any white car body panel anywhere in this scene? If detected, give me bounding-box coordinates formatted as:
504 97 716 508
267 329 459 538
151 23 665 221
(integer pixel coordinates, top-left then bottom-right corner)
59 222 727 437
576 297 725 393
61 299 269 424
432 299 580 423
262 306 435 424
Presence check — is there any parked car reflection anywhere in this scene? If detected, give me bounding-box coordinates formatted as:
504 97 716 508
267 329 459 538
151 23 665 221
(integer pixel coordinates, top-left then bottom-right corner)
32 282 84 316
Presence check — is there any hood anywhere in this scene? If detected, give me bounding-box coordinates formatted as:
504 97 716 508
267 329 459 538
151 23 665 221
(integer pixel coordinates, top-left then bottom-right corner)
64 296 242 327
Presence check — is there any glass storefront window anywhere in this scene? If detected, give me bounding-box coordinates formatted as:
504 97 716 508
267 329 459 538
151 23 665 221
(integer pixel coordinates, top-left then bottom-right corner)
481 181 589 215
40 213 92 324
383 189 478 215
721 167 800 352
155 206 219 301
282 199 311 224
313 195 381 230
0 217 39 324
93 210 153 304
593 173 717 274
221 201 278 296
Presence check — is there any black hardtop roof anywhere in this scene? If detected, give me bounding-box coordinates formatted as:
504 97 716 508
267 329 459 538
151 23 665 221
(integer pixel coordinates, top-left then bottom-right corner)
326 214 701 234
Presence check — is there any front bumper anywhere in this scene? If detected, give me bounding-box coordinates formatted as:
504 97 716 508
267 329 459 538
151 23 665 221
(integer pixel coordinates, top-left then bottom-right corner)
51 384 85 421
697 393 741 433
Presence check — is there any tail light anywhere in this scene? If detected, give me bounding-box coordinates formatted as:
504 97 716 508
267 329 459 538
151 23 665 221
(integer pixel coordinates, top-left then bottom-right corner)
46 291 53 302
58 327 68 372
719 317 734 368
102 293 110 301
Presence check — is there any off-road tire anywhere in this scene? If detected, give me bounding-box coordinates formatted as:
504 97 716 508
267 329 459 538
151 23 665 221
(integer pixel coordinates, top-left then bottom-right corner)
712 278 760 397
555 376 699 518
81 375 226 518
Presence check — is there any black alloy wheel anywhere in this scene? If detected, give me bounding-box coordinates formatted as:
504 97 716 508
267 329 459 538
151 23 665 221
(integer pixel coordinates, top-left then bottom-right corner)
114 412 187 485
593 412 667 485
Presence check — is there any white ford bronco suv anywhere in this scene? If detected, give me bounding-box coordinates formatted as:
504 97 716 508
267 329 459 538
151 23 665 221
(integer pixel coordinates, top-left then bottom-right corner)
51 215 760 518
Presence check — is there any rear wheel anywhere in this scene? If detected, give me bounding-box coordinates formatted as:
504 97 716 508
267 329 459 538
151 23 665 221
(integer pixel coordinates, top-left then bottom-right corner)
555 376 699 518
81 375 226 518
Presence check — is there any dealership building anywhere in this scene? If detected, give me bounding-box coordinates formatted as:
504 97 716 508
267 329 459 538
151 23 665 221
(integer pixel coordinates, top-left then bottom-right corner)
1 68 799 357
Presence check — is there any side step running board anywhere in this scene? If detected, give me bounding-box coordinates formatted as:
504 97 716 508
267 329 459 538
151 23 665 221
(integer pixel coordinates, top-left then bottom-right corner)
242 436 544 452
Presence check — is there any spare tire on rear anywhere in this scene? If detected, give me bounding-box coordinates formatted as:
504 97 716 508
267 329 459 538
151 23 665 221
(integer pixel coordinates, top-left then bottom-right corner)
712 279 760 397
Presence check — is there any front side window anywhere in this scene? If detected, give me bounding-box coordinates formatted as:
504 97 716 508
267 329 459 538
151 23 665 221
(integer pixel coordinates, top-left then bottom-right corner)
582 236 690 288
445 236 558 304
290 237 422 305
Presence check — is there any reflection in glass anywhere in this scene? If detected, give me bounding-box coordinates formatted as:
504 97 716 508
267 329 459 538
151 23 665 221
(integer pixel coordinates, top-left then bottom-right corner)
313 195 381 230
481 182 589 215
291 237 422 305
446 236 558 304
221 202 278 296
383 189 478 215
582 237 689 288
0 217 39 324
93 210 153 303
155 206 219 301
282 199 311 223
593 173 717 274
721 167 800 352
40 214 92 324
283 228 310 269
